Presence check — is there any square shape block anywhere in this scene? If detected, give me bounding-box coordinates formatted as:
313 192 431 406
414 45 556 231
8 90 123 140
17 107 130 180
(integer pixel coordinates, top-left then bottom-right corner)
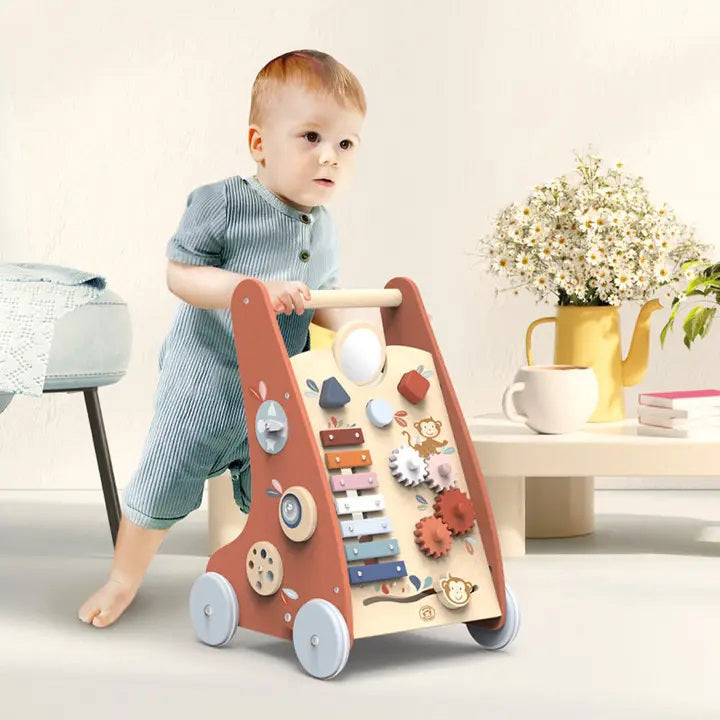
398 369 430 404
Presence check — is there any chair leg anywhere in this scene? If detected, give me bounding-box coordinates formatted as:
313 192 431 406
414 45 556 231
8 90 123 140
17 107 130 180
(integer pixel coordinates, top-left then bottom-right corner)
83 388 121 545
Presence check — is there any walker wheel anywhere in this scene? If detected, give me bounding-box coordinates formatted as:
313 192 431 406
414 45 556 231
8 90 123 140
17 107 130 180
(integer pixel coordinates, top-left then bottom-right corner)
189 572 239 647
466 585 520 650
292 599 351 679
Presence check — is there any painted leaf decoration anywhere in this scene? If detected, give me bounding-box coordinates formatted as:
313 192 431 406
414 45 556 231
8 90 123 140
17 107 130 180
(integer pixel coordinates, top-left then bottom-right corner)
282 588 298 600
464 540 474 555
443 447 456 454
280 593 287 605
395 417 407 427
417 506 428 511
416 495 428 505
417 365 424 373
423 371 434 378
265 489 281 498
395 410 408 417
409 575 421 591
271 478 283 494
258 380 267 401
331 416 338 427
304 391 318 398
381 584 390 595
306 378 319 393
249 387 261 400
465 536 477 546
422 576 433 589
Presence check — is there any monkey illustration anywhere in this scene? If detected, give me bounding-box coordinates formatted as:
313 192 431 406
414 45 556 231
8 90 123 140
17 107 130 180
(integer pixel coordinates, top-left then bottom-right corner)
434 575 473 609
402 416 448 458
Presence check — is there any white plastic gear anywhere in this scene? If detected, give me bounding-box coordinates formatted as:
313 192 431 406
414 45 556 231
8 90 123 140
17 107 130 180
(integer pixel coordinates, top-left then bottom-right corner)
426 455 457 492
389 445 428 487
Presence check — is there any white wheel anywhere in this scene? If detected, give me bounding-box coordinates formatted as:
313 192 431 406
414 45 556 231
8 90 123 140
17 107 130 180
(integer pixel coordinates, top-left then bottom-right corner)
467 585 520 650
189 571 239 647
292 599 351 679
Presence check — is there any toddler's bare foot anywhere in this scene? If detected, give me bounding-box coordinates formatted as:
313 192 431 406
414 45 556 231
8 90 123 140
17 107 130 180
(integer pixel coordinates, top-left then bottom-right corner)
78 578 139 628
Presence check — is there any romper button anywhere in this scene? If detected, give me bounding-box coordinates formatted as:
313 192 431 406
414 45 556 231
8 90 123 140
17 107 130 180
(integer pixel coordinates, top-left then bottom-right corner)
299 250 311 262
300 214 310 224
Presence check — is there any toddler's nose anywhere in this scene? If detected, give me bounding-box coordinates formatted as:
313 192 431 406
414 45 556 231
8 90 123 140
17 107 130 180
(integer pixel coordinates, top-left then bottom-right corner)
319 144 339 166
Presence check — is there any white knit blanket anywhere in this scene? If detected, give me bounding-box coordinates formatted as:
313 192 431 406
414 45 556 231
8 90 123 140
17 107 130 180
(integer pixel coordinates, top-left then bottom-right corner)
0 263 106 396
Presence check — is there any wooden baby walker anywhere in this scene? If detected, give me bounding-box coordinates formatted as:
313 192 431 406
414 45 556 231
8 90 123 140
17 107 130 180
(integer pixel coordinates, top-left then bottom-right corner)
189 277 520 678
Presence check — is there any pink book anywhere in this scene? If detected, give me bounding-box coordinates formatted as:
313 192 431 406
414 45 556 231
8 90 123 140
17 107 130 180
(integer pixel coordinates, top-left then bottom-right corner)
638 389 720 410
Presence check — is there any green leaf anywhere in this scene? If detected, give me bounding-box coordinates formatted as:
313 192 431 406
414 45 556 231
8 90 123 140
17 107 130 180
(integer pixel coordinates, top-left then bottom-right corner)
682 306 716 349
660 316 674 348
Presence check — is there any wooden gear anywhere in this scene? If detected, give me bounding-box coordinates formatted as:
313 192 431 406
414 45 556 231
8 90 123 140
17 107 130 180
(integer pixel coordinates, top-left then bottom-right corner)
189 277 519 679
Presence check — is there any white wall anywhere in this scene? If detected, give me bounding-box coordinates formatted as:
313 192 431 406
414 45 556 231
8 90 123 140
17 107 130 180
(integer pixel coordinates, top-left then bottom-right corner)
1 0 719 491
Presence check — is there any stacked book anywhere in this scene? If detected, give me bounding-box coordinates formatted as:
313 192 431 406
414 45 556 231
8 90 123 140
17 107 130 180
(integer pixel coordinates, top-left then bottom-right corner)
636 389 720 437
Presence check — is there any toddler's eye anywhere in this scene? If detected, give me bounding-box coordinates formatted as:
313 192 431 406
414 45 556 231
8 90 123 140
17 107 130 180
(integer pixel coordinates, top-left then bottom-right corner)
340 139 354 150
304 131 320 143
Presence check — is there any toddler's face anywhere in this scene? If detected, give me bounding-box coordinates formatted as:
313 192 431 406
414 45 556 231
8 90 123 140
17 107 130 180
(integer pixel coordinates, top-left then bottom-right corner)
249 83 364 212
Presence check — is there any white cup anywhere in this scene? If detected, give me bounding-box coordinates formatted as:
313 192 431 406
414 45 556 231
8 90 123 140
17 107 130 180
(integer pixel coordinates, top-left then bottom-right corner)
502 365 599 434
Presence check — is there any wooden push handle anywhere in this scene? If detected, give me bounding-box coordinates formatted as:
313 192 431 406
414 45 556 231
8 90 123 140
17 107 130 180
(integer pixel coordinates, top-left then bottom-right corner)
305 288 402 310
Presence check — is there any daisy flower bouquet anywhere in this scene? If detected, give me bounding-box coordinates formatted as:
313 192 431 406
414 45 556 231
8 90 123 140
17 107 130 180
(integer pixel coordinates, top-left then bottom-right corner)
475 151 711 308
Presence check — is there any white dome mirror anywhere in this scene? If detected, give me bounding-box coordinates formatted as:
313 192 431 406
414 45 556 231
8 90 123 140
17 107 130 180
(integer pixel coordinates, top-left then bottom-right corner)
332 322 386 386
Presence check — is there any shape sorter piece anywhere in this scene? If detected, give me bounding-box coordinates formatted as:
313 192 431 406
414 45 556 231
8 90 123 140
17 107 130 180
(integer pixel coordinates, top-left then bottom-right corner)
366 398 394 428
319 376 351 408
325 449 372 470
320 428 365 447
397 369 430 404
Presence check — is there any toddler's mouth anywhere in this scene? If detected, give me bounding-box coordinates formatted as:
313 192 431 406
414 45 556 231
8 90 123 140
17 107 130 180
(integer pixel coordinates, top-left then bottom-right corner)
314 178 334 187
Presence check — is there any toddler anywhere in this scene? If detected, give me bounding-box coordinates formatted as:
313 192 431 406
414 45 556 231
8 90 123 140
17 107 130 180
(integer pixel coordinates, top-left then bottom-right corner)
78 49 366 628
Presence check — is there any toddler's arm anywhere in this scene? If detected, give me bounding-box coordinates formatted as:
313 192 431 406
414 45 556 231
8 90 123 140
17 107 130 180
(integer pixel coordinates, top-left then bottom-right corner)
167 261 309 314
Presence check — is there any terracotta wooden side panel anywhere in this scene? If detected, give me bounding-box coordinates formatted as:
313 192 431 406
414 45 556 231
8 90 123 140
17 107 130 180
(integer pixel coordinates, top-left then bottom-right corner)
206 278 354 644
380 277 506 631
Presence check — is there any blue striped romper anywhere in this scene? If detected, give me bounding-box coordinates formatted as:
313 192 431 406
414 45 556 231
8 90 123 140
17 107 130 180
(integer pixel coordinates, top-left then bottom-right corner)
122 175 339 529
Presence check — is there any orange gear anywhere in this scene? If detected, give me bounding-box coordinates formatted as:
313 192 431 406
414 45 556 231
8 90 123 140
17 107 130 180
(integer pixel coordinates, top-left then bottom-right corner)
433 488 476 536
414 516 453 558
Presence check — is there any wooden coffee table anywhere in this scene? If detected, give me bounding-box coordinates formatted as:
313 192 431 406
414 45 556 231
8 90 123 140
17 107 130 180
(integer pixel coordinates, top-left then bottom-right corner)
468 412 720 557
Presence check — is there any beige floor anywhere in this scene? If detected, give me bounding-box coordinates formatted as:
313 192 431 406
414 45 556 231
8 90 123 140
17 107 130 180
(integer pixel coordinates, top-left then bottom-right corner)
1 489 718 719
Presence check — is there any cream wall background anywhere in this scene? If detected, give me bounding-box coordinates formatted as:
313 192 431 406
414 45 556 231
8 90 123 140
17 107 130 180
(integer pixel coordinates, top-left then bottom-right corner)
1 0 719 492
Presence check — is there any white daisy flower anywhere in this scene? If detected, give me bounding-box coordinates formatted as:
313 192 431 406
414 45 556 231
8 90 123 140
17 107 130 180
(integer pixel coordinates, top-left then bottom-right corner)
533 274 550 291
654 262 673 282
586 245 603 266
491 256 512 274
515 205 533 225
616 271 633 291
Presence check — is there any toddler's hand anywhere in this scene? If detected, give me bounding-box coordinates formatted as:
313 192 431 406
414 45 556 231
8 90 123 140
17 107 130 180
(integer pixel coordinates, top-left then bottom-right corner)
264 281 311 315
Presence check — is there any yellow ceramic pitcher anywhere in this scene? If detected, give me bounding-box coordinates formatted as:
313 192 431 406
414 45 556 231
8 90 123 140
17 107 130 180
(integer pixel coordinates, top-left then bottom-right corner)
525 299 663 421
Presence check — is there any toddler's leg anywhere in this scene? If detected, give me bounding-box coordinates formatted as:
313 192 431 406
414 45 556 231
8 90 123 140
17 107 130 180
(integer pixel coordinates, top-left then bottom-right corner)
78 515 169 628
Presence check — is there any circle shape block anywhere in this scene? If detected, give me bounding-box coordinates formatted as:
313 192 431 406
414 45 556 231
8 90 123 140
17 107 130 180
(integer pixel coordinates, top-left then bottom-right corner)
366 397 394 427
